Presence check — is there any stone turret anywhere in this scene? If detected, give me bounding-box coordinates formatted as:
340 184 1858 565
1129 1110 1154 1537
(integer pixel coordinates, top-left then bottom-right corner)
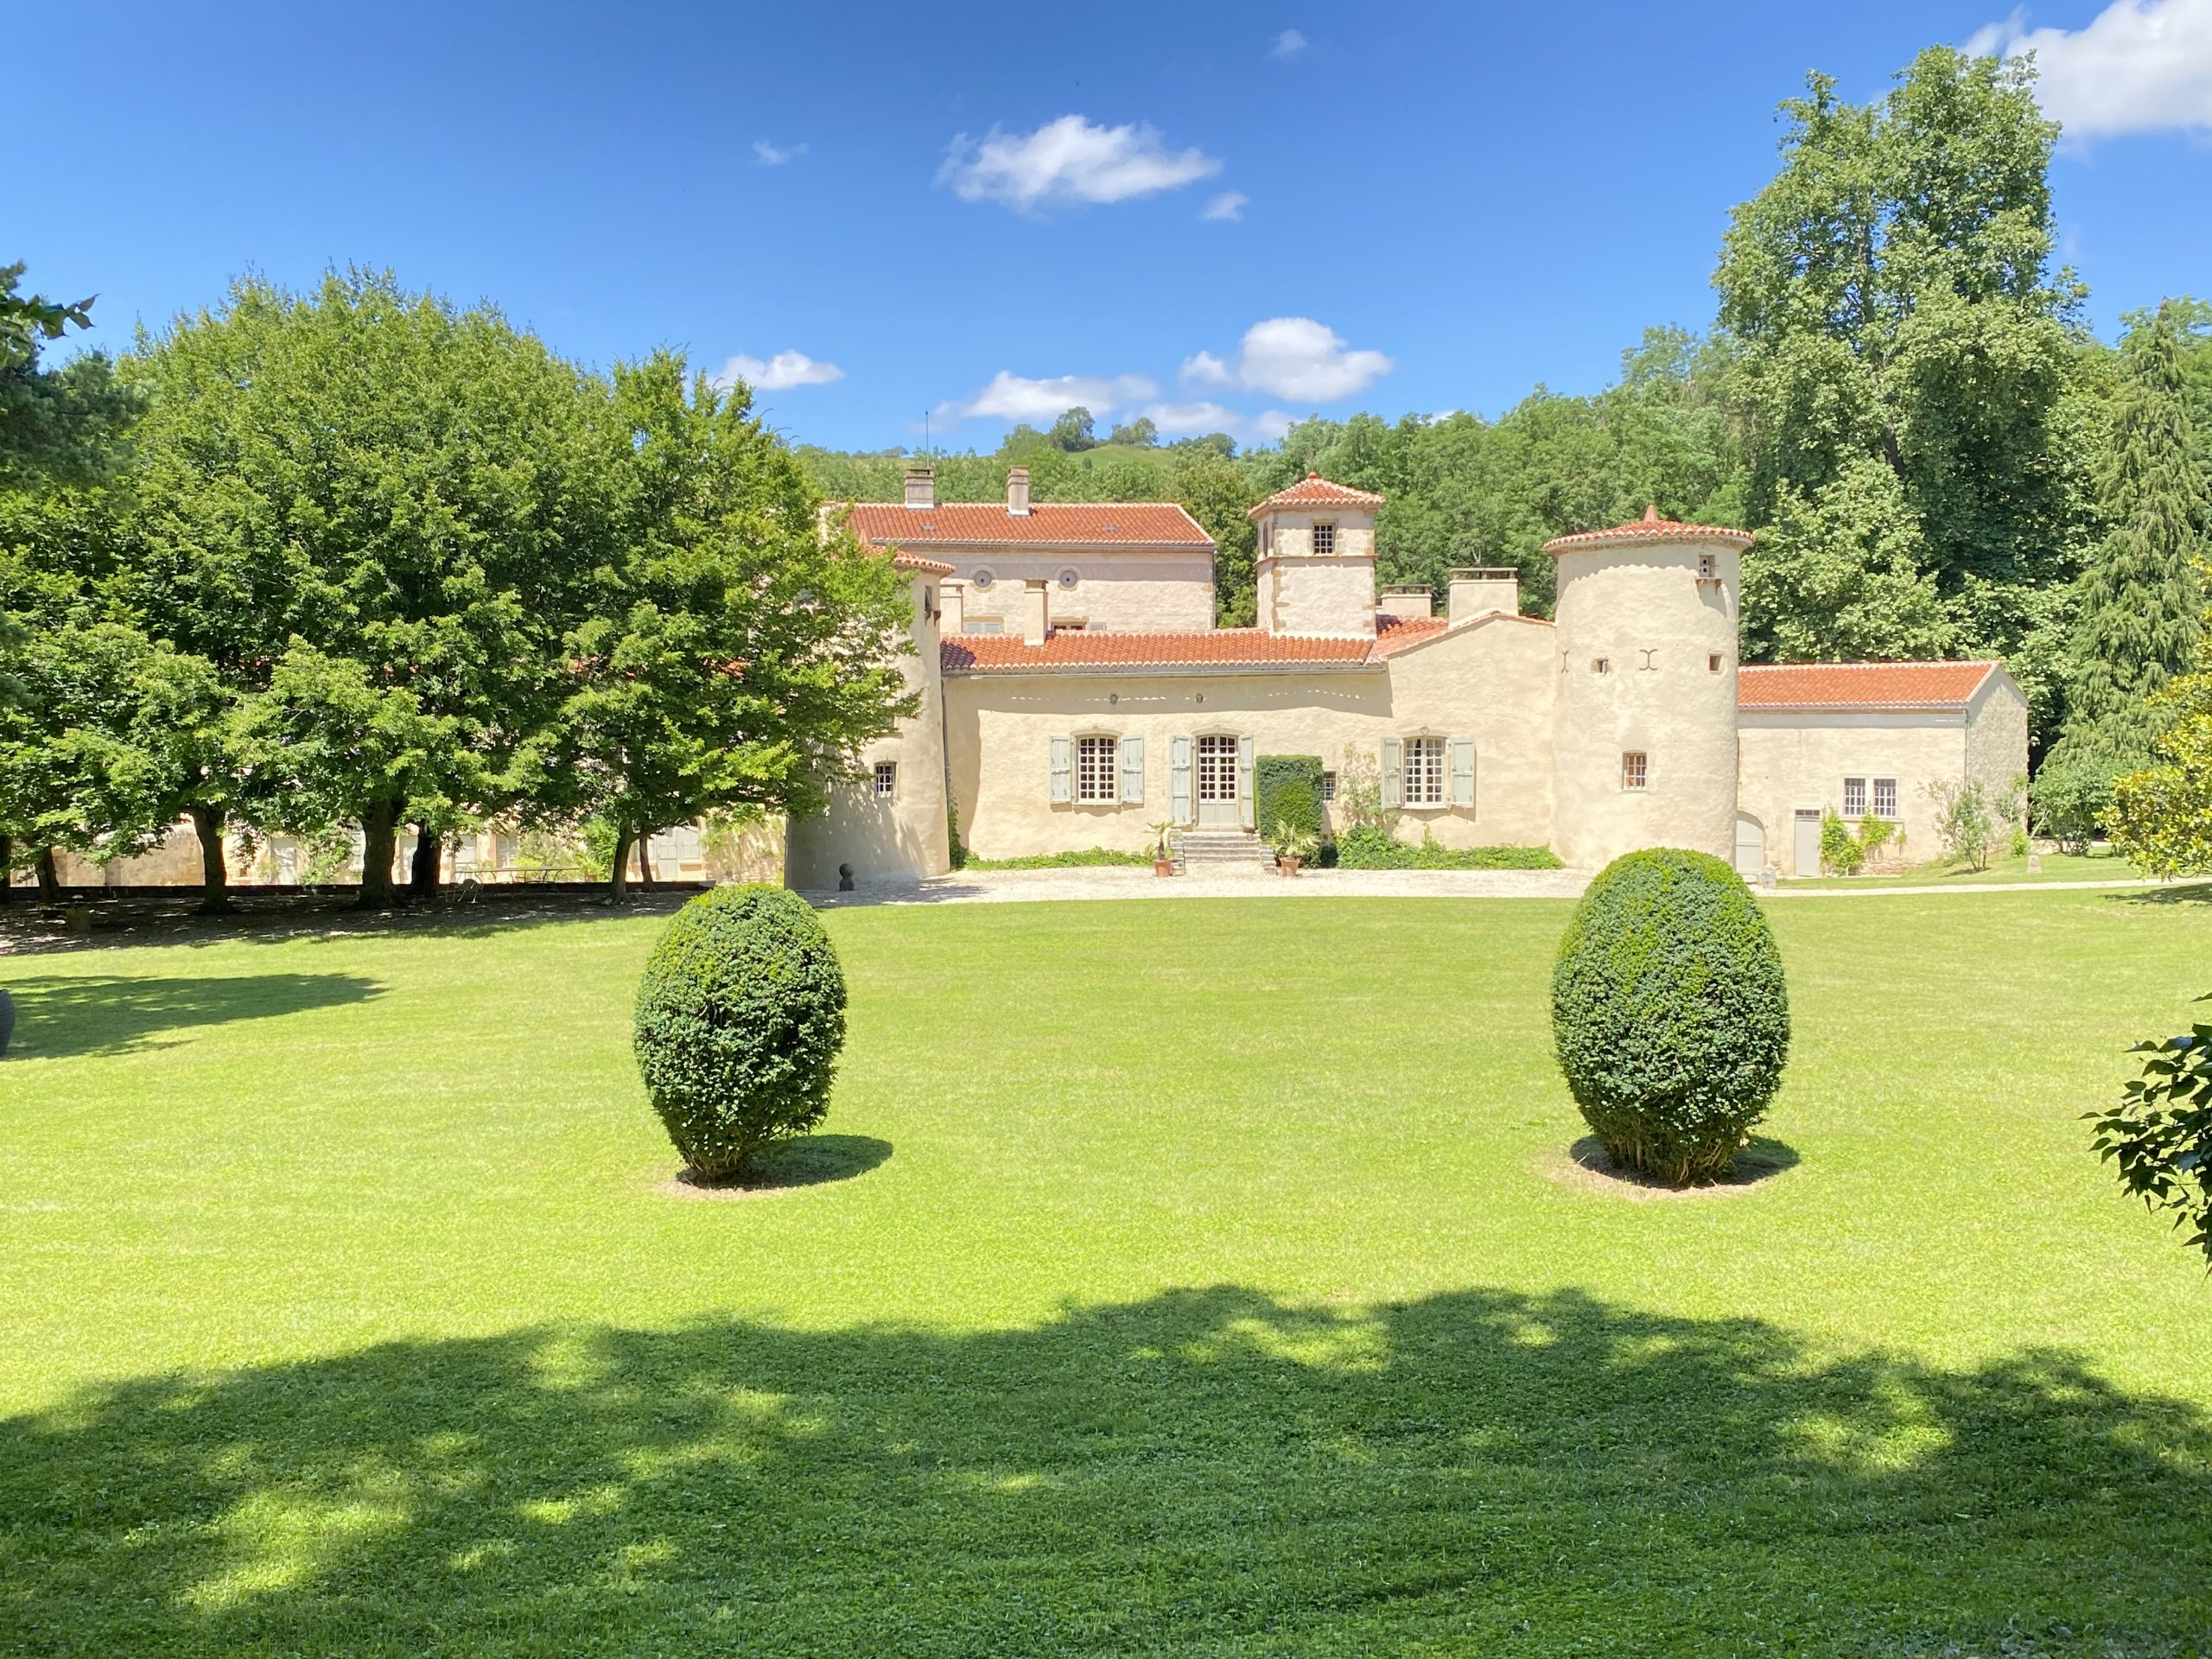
1247 472 1385 637
1545 506 1751 870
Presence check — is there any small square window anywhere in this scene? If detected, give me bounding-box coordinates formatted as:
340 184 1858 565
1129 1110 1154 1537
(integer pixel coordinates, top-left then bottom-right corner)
1313 521 1336 556
1873 777 1898 819
1592 657 1611 675
1708 652 1724 673
1621 752 1648 791
1076 735 1119 804
873 761 898 800
1698 554 1715 580
968 617 1004 633
1320 771 1338 803
1843 777 1866 817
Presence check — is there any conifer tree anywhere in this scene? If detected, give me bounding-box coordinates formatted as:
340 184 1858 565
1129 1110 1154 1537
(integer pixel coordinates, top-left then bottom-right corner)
2057 305 2209 765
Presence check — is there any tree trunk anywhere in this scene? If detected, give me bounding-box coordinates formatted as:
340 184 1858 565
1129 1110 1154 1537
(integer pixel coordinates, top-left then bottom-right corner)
356 799 402 909
0 833 11 900
188 803 235 914
35 846 60 901
637 831 655 892
608 824 636 903
410 823 442 901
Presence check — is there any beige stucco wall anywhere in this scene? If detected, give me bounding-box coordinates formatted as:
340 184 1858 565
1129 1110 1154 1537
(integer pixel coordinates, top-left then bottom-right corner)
925 545 1214 633
1255 505 1379 637
1965 671 2031 823
941 614 1560 859
1550 540 1741 868
1736 713 1967 874
785 573 952 889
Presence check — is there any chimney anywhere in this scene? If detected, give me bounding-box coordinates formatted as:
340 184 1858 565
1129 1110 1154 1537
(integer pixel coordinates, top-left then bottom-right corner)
1447 568 1520 626
1006 467 1032 516
1378 584 1433 620
939 579 966 634
1022 578 1050 646
904 465 934 509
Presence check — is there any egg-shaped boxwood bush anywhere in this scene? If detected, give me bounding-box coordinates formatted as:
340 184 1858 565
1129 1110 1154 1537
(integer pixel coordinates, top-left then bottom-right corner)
1551 848 1790 1185
633 885 848 1179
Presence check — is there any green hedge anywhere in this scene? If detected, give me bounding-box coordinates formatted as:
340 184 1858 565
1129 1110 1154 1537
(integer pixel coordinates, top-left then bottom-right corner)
1550 849 1790 1184
1334 824 1563 870
1256 755 1325 845
632 886 848 1179
963 847 1153 870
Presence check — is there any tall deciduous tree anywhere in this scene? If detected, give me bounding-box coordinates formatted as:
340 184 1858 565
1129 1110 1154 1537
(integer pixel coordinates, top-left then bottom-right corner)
126 271 609 906
1713 48 2082 732
2052 305 2209 767
551 354 916 900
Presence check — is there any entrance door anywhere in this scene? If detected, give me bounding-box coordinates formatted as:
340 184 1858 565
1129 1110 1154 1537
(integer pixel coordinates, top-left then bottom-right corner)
1792 809 1821 876
1733 814 1765 878
1196 735 1239 827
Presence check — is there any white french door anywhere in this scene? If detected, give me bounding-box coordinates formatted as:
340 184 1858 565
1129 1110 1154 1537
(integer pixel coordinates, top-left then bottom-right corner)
1196 735 1239 827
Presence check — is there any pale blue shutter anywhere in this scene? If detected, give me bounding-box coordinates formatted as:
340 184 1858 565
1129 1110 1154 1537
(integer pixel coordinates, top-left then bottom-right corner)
1236 734 1255 830
1120 735 1145 804
1449 737 1476 808
1382 738 1403 808
1049 735 1071 804
1170 736 1193 825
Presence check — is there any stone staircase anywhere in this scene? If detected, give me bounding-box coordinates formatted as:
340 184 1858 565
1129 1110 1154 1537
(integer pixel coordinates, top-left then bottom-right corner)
1173 828 1273 874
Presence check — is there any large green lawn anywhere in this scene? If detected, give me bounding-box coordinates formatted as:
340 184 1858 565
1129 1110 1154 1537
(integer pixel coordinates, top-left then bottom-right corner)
3 890 2209 1656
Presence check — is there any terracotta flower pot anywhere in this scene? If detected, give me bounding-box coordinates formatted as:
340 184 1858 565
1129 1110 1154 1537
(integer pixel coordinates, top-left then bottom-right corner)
1153 858 1175 877
1277 856 1302 876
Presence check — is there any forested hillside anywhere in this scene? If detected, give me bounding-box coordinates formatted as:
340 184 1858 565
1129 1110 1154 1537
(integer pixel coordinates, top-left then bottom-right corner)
797 48 2211 762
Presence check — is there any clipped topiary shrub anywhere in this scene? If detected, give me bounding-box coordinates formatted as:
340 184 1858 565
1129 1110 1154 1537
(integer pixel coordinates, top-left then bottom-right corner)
1255 754 1325 847
633 885 848 1179
1551 849 1790 1185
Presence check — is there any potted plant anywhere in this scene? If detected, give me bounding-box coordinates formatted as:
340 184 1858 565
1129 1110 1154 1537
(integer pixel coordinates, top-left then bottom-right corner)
1148 822 1177 877
1273 820 1319 876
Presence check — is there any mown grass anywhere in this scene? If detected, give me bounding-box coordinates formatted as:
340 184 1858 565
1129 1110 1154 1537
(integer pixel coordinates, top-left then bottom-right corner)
2 889 2209 1656
1786 846 2143 887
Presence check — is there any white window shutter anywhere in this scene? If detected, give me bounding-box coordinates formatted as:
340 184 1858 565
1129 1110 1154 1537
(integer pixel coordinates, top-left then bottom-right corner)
1450 737 1476 808
1236 734 1255 830
1382 737 1403 809
1049 734 1071 804
1120 735 1145 804
1170 735 1193 825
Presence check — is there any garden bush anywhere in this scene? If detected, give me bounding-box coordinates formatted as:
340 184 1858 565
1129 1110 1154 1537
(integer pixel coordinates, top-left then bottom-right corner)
633 885 847 1179
1551 849 1791 1184
1255 755 1325 847
1334 823 1562 870
2087 995 2212 1262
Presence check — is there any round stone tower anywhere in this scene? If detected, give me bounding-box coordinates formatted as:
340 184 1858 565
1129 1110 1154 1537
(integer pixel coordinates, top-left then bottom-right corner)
1546 506 1753 870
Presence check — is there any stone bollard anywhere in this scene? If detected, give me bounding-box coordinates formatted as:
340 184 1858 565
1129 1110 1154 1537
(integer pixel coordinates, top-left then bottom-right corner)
63 905 93 937
2026 853 2043 874
836 862 855 893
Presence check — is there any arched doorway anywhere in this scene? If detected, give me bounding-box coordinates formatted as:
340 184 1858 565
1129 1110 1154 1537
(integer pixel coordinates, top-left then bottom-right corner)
1732 813 1765 878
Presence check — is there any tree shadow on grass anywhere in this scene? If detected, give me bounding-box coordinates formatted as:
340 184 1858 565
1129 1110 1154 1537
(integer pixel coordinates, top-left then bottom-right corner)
665 1135 893 1198
0 972 382 1059
3 1286 2206 1656
2115 881 2212 906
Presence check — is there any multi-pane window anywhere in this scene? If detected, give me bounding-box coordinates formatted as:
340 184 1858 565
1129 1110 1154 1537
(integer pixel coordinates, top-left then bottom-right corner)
1873 777 1898 819
1843 777 1867 817
1621 751 1648 791
1320 771 1338 803
873 761 898 799
1403 736 1446 806
1312 521 1336 556
1076 736 1119 804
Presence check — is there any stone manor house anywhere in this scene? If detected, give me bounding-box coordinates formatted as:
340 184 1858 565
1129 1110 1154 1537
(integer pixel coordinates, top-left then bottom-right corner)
785 466 2028 887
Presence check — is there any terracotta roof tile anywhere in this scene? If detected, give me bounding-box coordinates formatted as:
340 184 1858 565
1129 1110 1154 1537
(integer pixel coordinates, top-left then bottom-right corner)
1543 503 1754 553
889 550 955 576
846 500 1212 550
944 626 1382 675
1247 471 1387 518
1738 660 2001 710
1367 612 1449 658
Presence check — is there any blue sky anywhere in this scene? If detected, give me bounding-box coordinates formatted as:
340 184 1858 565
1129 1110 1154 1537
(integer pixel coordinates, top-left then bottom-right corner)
18 0 2212 453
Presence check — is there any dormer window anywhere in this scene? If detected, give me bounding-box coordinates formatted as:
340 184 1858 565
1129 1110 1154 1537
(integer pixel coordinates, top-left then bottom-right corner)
1313 522 1337 556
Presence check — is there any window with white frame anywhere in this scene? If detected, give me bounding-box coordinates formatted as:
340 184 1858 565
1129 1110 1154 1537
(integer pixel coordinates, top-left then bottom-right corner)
1622 751 1648 791
1843 777 1867 817
1076 735 1119 804
1313 521 1336 556
1320 770 1338 803
1873 777 1898 819
873 761 898 799
968 617 1004 633
1403 736 1446 806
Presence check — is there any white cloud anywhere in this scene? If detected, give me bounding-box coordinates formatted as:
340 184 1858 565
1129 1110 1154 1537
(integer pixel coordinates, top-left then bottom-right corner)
1230 316 1394 401
1967 0 2212 139
1249 410 1294 443
752 138 807 166
944 371 1159 423
1270 29 1307 60
1143 401 1243 435
937 115 1222 212
1201 191 1248 221
714 350 844 391
1180 350 1236 387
